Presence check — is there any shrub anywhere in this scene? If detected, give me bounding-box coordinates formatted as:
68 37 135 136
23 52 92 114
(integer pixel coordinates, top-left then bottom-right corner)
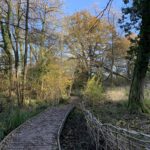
83 76 103 105
27 58 72 104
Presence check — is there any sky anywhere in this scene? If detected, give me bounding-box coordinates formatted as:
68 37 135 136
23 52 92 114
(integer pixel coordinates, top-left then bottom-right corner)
63 0 125 15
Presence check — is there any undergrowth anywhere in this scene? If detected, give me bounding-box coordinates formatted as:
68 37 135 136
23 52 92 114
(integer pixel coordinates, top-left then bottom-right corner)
0 100 49 141
83 76 104 106
93 100 150 133
85 87 150 134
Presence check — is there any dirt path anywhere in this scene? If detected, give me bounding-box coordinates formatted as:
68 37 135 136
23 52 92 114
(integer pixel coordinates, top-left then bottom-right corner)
0 104 73 150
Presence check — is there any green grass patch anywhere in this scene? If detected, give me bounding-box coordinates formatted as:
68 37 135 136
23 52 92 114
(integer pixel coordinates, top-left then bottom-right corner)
0 101 49 141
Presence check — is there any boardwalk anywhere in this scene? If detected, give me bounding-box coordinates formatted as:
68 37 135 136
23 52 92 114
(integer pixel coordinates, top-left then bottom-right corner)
0 105 73 150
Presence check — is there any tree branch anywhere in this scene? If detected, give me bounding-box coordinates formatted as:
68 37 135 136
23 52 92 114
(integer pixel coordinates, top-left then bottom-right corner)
0 21 25 30
88 0 113 32
103 66 131 81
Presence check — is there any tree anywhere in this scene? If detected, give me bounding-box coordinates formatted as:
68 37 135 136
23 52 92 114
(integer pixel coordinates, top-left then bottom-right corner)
120 0 150 112
0 0 63 106
65 11 112 86
21 0 29 106
106 11 130 85
0 0 14 101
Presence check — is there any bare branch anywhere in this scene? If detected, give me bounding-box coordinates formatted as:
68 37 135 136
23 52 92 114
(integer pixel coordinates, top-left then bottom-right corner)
103 66 131 81
88 0 113 32
0 21 25 30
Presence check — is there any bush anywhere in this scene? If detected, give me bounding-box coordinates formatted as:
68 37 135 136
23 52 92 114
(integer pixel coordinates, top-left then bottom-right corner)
27 58 72 104
83 76 103 105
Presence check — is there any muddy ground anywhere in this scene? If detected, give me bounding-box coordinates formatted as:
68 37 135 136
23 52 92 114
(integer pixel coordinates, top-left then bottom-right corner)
60 108 96 150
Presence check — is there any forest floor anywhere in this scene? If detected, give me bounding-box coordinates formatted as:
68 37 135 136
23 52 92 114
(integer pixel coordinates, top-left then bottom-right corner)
89 87 150 134
91 100 150 134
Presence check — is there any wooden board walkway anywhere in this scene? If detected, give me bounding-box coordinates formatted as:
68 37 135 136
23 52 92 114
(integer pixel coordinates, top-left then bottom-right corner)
0 104 74 150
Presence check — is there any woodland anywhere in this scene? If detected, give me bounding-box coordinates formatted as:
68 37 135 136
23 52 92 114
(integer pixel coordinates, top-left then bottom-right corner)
0 0 149 148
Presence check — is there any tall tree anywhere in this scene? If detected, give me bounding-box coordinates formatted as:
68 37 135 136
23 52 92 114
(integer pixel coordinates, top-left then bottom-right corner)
65 11 112 86
120 0 150 112
21 0 29 105
0 0 13 101
0 0 63 106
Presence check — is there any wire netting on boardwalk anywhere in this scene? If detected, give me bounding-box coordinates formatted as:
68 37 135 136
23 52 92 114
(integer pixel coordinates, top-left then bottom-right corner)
81 104 150 150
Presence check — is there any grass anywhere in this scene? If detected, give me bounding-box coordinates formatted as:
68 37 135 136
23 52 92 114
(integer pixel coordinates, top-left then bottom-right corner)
104 86 129 102
87 86 150 134
0 99 49 141
91 100 150 134
0 95 71 141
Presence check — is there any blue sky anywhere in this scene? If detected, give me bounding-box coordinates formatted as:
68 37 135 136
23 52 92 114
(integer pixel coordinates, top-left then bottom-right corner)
63 0 125 15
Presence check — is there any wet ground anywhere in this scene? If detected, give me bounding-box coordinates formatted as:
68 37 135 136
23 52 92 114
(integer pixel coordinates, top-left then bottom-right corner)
60 108 96 150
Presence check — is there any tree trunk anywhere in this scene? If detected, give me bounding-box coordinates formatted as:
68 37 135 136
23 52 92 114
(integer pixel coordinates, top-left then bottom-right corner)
128 0 150 113
127 60 131 79
15 39 21 106
21 0 29 106
110 18 115 87
15 1 22 106
0 19 13 102
110 38 114 87
128 58 149 112
8 57 13 102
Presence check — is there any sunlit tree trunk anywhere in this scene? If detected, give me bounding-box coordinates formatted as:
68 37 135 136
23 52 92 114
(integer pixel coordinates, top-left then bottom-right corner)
21 0 29 106
110 33 114 86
